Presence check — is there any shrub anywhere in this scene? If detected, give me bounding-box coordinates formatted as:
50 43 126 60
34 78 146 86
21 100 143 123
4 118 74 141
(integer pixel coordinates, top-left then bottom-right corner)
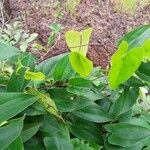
0 25 150 149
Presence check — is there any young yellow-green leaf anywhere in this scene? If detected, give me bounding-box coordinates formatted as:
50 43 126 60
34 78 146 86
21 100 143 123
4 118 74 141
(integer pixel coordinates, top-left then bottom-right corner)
25 71 45 81
118 47 144 87
109 41 144 89
108 41 128 89
69 52 93 77
65 28 93 56
65 30 80 52
80 28 93 56
143 38 150 57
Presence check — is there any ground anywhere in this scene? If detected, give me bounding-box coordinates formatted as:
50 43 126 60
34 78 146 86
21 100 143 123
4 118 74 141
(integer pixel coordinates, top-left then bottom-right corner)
9 0 150 68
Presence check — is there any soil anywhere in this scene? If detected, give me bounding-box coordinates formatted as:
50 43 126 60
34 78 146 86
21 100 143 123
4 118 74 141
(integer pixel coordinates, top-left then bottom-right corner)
9 0 150 68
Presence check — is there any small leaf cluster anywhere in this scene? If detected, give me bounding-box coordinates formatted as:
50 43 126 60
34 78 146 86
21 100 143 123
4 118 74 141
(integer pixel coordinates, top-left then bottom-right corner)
0 25 150 150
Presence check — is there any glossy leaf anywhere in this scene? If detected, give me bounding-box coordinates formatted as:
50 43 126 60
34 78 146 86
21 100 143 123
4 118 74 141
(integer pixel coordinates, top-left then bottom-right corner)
105 123 150 147
72 104 111 123
69 115 103 145
0 118 24 150
0 93 38 122
118 25 150 49
69 52 93 77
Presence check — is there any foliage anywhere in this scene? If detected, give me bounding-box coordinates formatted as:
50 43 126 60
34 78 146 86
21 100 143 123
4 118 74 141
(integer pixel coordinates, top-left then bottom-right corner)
0 21 38 52
0 25 150 150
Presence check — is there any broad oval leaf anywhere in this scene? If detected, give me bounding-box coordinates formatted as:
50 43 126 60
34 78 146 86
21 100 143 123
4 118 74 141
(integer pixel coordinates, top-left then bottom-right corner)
0 93 38 122
72 104 111 123
105 123 150 140
0 118 24 150
69 52 93 77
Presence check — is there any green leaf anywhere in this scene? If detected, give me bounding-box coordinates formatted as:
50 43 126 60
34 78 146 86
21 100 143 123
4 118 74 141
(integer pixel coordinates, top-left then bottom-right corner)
136 62 150 82
109 42 144 89
109 88 139 117
7 67 28 92
48 33 57 46
4 137 24 150
40 114 70 140
21 122 42 142
0 42 19 60
44 137 74 150
105 123 150 147
49 23 63 33
49 88 92 112
0 118 24 150
69 52 93 77
53 55 75 81
67 86 103 101
72 104 111 123
118 25 150 49
104 134 143 150
36 53 68 78
69 115 103 145
65 28 92 56
144 38 150 57
25 71 45 81
123 76 144 87
0 93 38 122
31 90 61 119
7 53 37 92
24 138 43 150
69 77 93 87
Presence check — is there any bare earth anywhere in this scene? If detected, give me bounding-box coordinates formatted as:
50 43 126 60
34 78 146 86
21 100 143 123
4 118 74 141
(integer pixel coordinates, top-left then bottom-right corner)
10 0 150 68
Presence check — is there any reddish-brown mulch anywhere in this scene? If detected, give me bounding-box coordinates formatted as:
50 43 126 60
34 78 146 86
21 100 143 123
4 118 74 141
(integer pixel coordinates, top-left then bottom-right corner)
10 0 150 68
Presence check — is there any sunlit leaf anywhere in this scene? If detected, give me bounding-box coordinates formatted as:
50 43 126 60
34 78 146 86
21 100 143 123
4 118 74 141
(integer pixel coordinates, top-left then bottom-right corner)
65 28 92 56
69 52 93 77
25 71 45 81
